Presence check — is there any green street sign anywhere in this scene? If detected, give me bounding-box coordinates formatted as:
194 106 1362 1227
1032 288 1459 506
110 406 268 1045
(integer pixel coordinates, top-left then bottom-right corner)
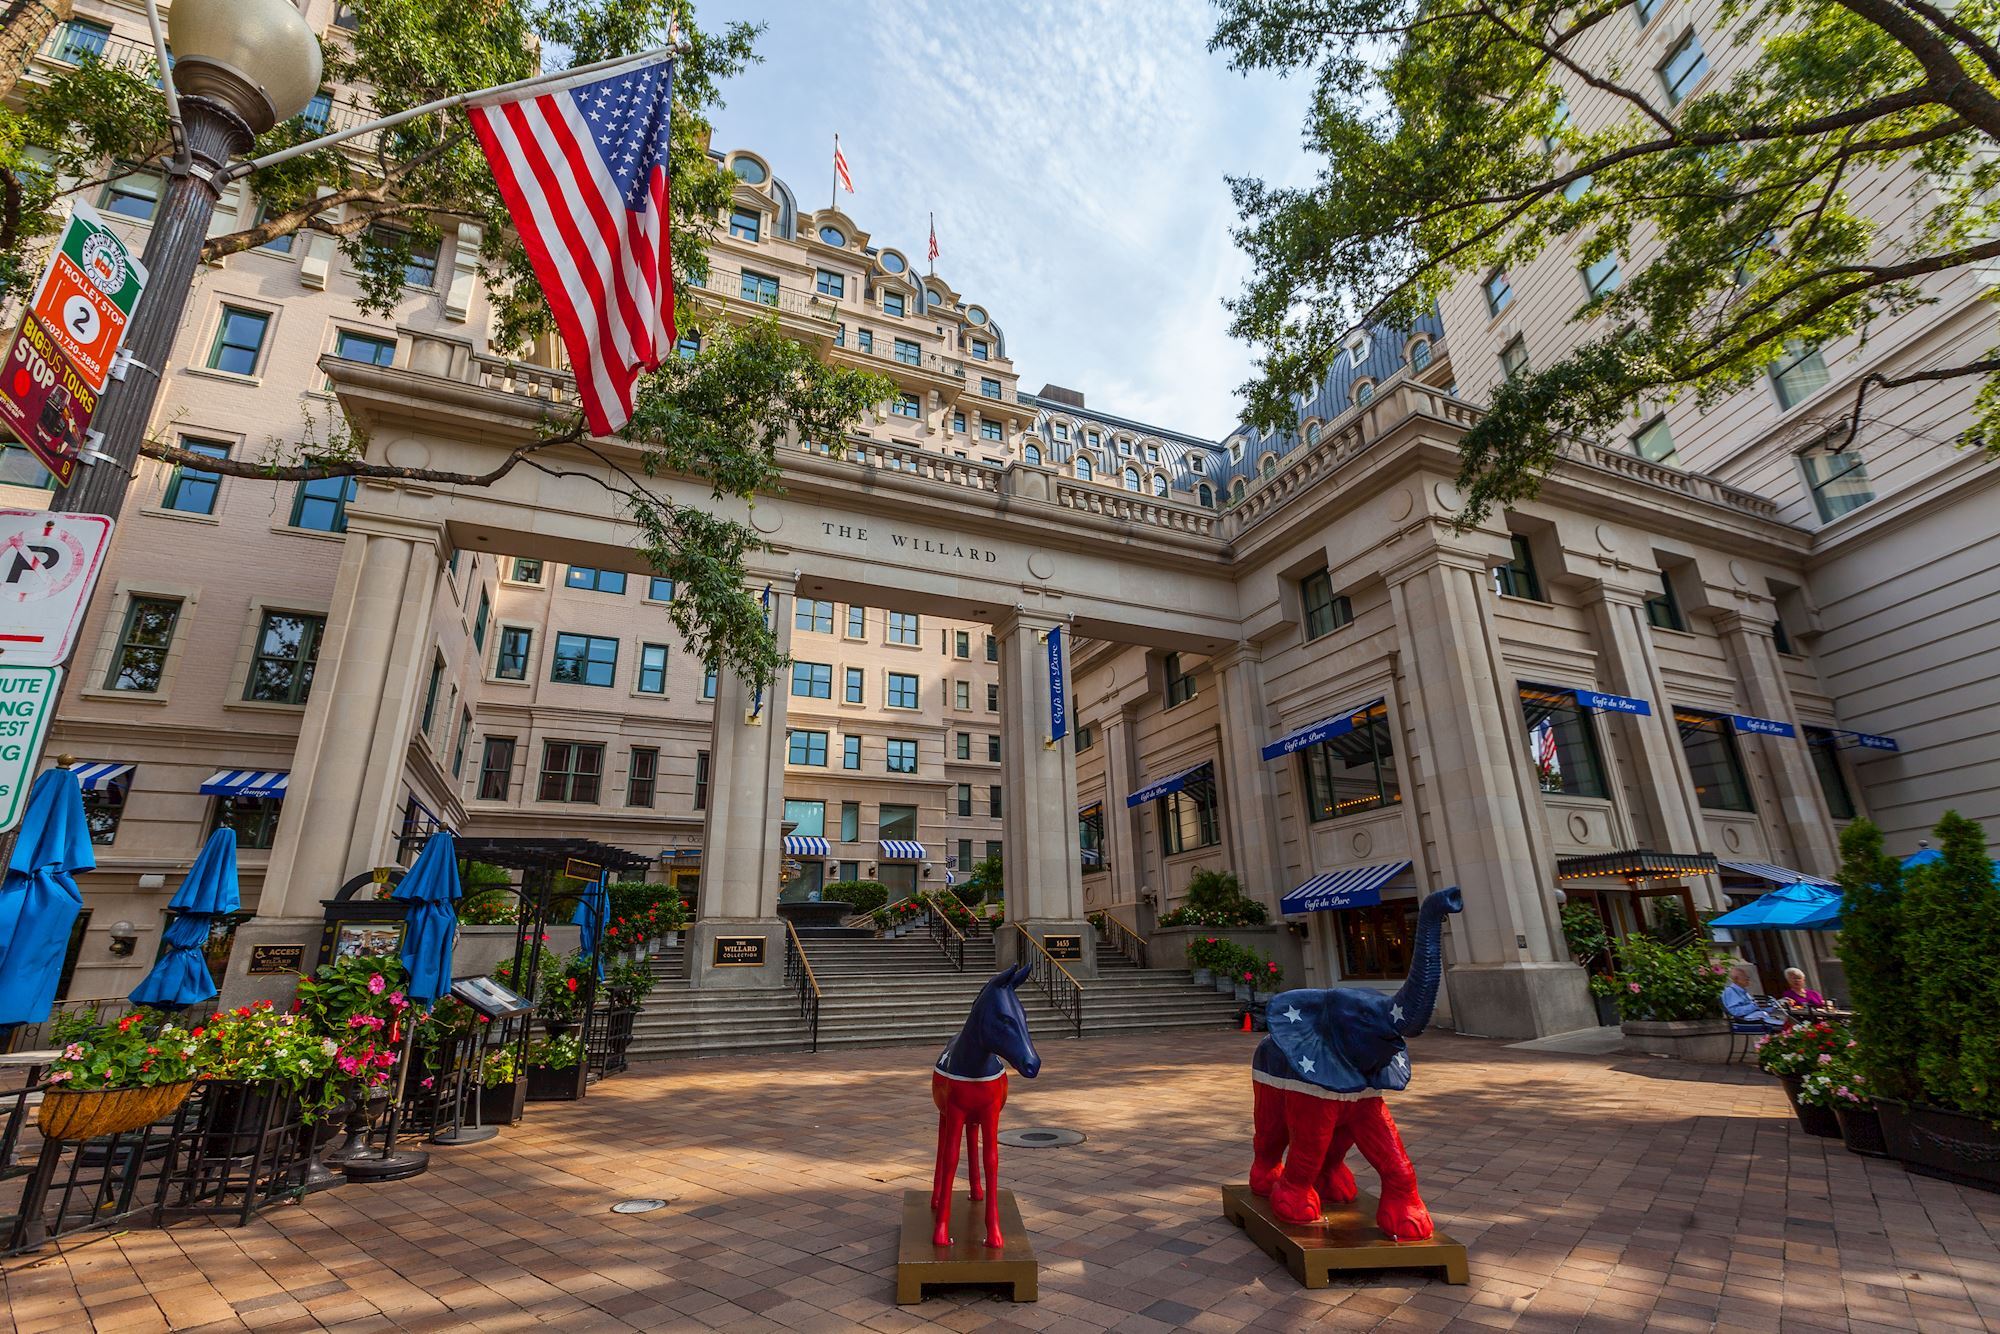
0 665 62 834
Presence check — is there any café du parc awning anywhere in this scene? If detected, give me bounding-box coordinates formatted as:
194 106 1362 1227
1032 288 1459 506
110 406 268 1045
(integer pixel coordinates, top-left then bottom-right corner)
199 769 290 799
879 840 927 860
67 761 134 792
1555 849 1718 881
1261 700 1383 761
1125 760 1214 808
782 836 828 857
1279 860 1413 915
1716 858 1837 888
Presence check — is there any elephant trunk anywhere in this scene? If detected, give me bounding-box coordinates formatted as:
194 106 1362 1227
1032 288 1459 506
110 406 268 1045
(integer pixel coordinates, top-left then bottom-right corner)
1390 891 1456 1036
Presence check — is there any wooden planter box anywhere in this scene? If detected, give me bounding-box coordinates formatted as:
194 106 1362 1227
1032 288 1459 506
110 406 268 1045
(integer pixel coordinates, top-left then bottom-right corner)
525 1062 587 1102
1877 1101 2000 1191
1834 1103 1889 1158
479 1077 527 1125
1621 1018 1732 1063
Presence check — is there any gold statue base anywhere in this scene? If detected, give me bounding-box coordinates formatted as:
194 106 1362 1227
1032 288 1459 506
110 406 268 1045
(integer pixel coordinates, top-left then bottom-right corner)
1221 1183 1469 1286
895 1188 1037 1304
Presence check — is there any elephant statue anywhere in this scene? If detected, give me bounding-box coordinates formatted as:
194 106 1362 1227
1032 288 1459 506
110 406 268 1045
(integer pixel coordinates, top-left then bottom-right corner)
1248 885 1463 1240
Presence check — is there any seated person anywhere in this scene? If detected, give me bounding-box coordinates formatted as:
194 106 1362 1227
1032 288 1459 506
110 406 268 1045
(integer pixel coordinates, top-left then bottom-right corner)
1720 964 1786 1031
1780 967 1827 1012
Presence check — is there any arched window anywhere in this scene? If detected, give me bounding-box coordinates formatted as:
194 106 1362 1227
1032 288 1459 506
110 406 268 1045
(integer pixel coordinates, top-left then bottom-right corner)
1024 443 1042 465
1076 455 1094 481
1198 483 1214 507
1230 479 1247 503
1151 474 1168 497
1409 338 1432 370
1259 455 1277 480
1122 467 1140 492
1354 380 1375 406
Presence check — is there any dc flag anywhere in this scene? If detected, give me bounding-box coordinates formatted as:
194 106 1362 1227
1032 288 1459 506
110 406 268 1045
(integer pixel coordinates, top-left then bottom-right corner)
468 54 678 436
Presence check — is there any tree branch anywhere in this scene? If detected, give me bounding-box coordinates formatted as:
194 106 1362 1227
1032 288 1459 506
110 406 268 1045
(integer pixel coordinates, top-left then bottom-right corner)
1829 354 2000 448
136 427 582 486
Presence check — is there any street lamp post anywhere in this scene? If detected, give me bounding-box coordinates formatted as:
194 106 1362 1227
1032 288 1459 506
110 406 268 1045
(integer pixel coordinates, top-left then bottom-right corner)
55 0 322 519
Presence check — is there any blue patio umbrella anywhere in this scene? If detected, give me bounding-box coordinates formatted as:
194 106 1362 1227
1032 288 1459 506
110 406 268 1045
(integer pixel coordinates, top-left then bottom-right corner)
128 827 240 1008
1708 881 1844 931
0 768 94 1027
572 873 610 980
395 831 463 1007
1900 847 2000 881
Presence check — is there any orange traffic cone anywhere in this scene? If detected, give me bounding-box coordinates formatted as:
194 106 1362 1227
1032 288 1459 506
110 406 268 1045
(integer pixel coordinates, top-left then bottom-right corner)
1240 1009 1254 1032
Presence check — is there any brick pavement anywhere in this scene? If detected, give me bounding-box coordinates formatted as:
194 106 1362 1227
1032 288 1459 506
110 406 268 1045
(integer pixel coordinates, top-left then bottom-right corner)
3 1029 1997 1332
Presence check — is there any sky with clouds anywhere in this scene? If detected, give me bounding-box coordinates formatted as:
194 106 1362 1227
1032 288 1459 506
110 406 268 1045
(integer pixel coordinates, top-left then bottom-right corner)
698 0 1315 441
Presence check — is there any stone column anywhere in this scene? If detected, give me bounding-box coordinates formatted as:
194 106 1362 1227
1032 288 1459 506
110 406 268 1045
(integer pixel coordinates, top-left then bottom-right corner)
223 507 445 1006
1714 609 1842 875
1387 552 1594 1038
1100 710 1144 920
690 574 797 988
995 610 1094 977
1211 644 1289 914
1584 583 1708 859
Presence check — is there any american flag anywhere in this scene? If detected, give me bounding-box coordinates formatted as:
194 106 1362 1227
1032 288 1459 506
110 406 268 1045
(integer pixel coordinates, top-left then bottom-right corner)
834 135 854 193
928 213 940 263
467 55 678 436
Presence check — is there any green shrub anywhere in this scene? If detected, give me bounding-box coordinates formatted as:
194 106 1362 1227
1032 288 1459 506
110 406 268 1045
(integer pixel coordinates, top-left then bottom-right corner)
1604 936 1726 1021
1903 810 2000 1121
609 880 680 921
1835 819 1917 1102
824 880 888 915
1158 869 1268 927
963 854 1003 903
1185 935 1230 972
1560 902 1611 969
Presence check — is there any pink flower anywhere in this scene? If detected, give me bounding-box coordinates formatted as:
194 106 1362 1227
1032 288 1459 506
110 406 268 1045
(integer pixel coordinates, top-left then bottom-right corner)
337 1055 361 1075
388 991 406 1007
1627 982 1641 994
1818 1053 1833 1065
367 974 386 995
61 1043 83 1060
420 1077 434 1090
45 1070 69 1084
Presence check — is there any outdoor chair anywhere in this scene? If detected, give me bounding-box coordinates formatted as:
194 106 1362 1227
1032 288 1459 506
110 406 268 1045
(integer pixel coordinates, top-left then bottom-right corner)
1726 994 1782 1065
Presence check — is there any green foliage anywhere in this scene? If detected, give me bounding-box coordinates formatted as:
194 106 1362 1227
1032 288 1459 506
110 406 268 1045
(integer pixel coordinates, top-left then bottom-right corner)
1754 1018 1850 1077
482 1047 519 1088
1159 869 1268 927
1835 819 1915 1101
1209 0 2000 526
1603 937 1727 1022
460 890 518 925
1559 903 1612 969
608 880 678 921
526 1032 583 1069
605 957 657 1004
46 1010 197 1091
1902 811 2000 1120
963 854 1004 903
823 880 888 915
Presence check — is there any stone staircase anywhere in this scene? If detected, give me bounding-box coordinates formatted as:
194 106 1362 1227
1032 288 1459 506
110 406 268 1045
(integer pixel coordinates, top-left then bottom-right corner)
626 926 1242 1062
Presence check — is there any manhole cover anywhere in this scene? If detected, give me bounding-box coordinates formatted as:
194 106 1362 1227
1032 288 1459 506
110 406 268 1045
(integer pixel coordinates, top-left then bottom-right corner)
997 1127 1085 1148
610 1197 673 1214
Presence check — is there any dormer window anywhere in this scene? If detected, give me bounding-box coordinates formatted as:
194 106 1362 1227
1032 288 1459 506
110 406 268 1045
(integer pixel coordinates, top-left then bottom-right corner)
1076 455 1094 481
1227 438 1245 463
884 291 906 317
1188 453 1205 474
971 340 988 361
1150 474 1168 497
1145 444 1160 463
729 209 761 242
1052 423 1069 441
1345 331 1371 367
1353 380 1375 406
1117 439 1132 456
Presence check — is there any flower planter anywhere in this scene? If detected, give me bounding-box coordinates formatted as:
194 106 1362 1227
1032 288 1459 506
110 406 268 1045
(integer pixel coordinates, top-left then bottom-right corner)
37 1081 194 1141
1592 995 1620 1028
1777 1074 1842 1138
525 1062 586 1102
1190 968 1212 987
479 1077 527 1125
1620 1018 1732 1064
1214 976 1236 996
1233 982 1252 1002
1876 1100 2000 1191
1834 1103 1890 1158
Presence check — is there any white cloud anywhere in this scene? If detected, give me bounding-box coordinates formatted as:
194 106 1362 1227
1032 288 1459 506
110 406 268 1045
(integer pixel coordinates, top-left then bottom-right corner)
701 0 1312 437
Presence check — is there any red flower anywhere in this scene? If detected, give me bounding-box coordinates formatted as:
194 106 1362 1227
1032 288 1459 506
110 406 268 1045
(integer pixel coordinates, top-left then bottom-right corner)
565 977 578 992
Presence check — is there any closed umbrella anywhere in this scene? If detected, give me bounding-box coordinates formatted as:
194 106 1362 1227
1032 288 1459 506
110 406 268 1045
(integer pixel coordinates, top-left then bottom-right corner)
1708 881 1843 931
572 872 610 980
0 768 94 1027
394 831 462 1006
128 828 240 1008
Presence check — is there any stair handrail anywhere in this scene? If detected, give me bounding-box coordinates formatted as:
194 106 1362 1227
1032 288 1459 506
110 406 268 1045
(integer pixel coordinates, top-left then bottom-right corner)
1099 908 1150 969
782 917 822 1052
847 891 920 933
920 892 966 972
1010 924 1084 1039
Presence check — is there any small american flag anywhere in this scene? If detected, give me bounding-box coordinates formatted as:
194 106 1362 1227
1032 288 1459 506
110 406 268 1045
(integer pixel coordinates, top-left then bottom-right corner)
928 213 940 263
834 135 854 193
467 55 678 436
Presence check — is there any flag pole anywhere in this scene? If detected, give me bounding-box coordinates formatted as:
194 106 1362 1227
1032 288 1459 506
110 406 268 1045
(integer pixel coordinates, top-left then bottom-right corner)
219 44 675 183
928 211 934 275
831 134 839 214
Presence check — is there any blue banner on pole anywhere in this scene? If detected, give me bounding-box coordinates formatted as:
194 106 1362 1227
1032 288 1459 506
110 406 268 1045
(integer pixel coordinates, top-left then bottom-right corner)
1848 731 1899 751
1047 626 1068 742
1575 688 1652 716
1731 713 1796 738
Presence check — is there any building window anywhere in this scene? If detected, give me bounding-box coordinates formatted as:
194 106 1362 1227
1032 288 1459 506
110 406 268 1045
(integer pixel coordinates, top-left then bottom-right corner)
794 598 834 634
985 839 1001 862
1770 342 1830 410
1633 416 1679 465
550 632 618 687
1410 338 1432 370
1805 727 1857 820
892 392 921 419
1301 702 1399 819
1645 570 1686 631
648 576 675 601
739 270 779 306
1122 467 1141 492
835 666 860 704
1800 442 1874 520
988 785 1002 818
1520 686 1610 798
978 419 1002 443
729 209 761 241
472 589 490 652
1024 444 1042 465
478 737 514 801
789 730 829 766
289 475 357 533
884 291 906 317
1634 0 1661 23
1674 709 1755 811
879 804 918 842
1484 270 1513 315
51 18 111 63
888 611 920 645
956 783 973 817
332 328 396 371
952 629 971 659
363 228 438 287
1582 252 1623 298
841 802 861 841
1337 902 1422 981
694 750 710 809
985 634 998 663
162 439 228 514
452 707 471 778
538 741 604 803
678 333 701 358
564 566 627 594
1150 474 1168 497
887 672 919 709
886 738 917 773
421 654 444 735
1773 618 1795 656
1158 779 1220 857
784 799 825 841
956 732 971 760
1492 534 1543 601
793 661 832 698
980 377 1001 400
100 165 162 221
971 341 989 361
1658 30 1710 104
842 734 861 769
638 643 669 694
1301 572 1352 640
510 558 544 584
212 795 283 850
702 662 717 699
1198 484 1214 507
1164 653 1198 708
1499 336 1530 380
246 612 325 704
1075 724 1095 753
816 269 845 298
987 734 1001 762
951 411 966 433
842 605 867 640
954 681 970 710
208 307 270 375
893 338 921 366
629 747 659 808
495 626 532 680
858 329 874 353
104 597 182 693
986 683 999 712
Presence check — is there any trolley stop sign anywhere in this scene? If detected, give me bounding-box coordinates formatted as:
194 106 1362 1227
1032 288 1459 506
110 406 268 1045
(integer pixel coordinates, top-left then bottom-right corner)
30 201 147 393
0 511 115 666
0 665 62 834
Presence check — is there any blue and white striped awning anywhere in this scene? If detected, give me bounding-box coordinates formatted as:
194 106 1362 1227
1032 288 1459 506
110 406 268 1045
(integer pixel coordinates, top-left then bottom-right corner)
68 761 133 792
783 835 828 857
1280 860 1413 915
1125 760 1213 808
1717 858 1837 888
200 769 289 799
880 839 927 860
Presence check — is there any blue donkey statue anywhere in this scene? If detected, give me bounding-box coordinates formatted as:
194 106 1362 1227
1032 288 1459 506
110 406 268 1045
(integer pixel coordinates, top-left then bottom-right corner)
930 964 1042 1248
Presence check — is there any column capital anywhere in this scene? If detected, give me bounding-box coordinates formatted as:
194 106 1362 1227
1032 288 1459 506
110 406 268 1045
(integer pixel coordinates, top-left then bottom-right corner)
991 606 1067 640
1709 607 1776 638
343 509 450 552
1207 641 1263 674
1380 541 1495 591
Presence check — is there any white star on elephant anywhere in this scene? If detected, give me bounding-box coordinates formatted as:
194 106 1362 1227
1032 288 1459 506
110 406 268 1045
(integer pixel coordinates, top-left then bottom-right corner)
1283 1006 1302 1024
1299 1056 1315 1074
1390 1003 1404 1024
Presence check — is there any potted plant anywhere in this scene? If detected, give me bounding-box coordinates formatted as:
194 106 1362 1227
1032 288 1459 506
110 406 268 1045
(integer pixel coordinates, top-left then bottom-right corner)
293 955 412 1159
1186 935 1223 987
1252 957 1284 1002
40 1009 198 1140
1754 1022 1847 1137
1233 951 1258 1002
524 1033 586 1101
187 1000 340 1156
1214 943 1243 995
1156 869 1268 928
1822 1056 1887 1157
1606 937 1731 1061
1562 903 1619 1026
478 1048 526 1125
